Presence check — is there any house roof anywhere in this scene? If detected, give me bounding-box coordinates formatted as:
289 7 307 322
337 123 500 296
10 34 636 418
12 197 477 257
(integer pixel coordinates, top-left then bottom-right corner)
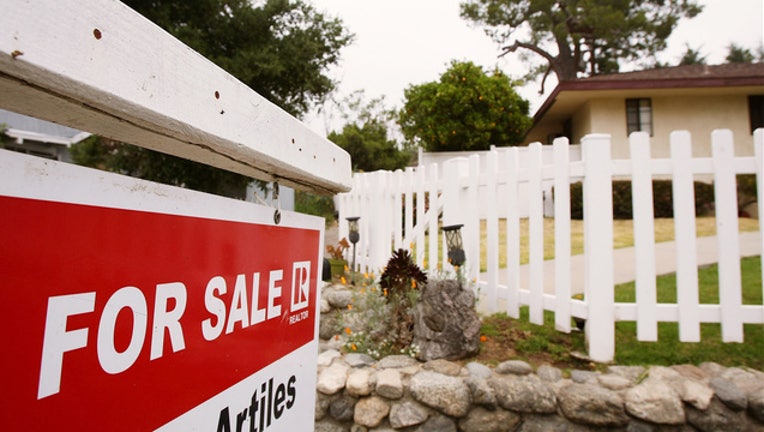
0 109 91 146
530 63 764 131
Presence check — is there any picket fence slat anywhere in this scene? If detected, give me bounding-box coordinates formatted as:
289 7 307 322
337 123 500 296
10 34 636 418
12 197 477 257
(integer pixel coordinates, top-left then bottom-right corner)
336 129 763 363
756 130 764 320
630 132 658 342
505 148 521 319
713 130 744 342
528 143 545 325
553 138 572 333
670 131 702 342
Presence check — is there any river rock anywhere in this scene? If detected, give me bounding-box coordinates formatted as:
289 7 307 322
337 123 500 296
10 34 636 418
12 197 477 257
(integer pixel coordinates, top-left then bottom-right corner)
376 368 404 400
624 379 685 425
489 374 556 414
353 396 390 428
458 407 520 432
409 370 471 417
317 362 349 395
557 383 629 427
346 368 375 397
710 376 748 411
389 401 429 429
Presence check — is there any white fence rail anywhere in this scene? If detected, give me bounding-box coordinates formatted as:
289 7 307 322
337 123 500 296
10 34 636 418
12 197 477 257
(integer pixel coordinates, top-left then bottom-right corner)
336 129 764 362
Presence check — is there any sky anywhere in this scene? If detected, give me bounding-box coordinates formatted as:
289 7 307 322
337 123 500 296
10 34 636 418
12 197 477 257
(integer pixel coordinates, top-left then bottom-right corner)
305 0 764 135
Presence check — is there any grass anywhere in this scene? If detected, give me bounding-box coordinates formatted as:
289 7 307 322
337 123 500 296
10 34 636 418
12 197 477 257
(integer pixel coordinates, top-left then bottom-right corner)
472 256 763 370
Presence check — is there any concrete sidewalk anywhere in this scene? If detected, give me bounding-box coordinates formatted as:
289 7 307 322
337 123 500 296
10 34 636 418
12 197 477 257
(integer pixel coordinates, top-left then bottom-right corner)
484 231 762 295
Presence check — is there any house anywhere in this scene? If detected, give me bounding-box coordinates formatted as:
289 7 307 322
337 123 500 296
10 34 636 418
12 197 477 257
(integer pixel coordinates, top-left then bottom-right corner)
0 109 91 161
523 63 764 159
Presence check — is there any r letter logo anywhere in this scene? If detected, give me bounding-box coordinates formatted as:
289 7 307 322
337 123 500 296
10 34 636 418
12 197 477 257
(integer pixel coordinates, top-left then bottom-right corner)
291 261 310 312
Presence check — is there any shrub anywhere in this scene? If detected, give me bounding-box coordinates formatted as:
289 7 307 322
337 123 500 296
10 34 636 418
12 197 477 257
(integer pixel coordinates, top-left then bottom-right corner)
565 180 717 220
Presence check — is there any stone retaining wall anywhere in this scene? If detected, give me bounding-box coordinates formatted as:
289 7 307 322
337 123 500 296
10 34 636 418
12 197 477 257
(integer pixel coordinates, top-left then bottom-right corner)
316 284 764 431
315 352 764 431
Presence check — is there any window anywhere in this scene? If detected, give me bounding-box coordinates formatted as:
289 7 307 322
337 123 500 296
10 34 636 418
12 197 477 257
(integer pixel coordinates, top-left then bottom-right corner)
626 98 653 136
749 95 764 134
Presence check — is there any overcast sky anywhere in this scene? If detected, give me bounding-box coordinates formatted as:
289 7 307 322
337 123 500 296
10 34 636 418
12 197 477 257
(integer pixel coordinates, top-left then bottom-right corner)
305 0 764 135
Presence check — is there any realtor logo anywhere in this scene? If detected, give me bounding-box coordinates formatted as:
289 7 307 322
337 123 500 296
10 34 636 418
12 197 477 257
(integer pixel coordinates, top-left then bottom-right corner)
291 261 311 311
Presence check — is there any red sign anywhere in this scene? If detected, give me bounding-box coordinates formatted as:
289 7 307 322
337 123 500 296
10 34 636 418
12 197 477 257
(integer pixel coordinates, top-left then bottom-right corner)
0 193 321 430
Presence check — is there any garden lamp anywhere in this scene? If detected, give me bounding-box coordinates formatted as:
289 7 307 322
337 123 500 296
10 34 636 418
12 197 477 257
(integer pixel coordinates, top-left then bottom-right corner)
346 216 360 272
441 224 465 267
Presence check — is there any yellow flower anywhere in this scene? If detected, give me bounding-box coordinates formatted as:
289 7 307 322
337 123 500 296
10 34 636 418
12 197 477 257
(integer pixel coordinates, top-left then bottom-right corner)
344 264 349 272
364 272 369 279
340 276 347 285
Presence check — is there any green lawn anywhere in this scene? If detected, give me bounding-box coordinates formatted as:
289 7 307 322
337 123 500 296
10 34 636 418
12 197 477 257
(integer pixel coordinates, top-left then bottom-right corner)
478 256 763 370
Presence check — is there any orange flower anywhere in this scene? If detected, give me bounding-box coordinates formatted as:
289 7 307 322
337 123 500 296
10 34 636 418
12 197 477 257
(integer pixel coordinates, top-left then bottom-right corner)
480 335 488 343
340 276 347 285
351 343 357 351
344 327 352 335
383 288 388 297
334 335 339 341
347 304 353 310
411 279 417 289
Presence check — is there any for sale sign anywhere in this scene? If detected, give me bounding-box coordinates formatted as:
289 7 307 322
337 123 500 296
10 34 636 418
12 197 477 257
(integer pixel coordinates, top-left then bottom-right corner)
0 150 324 431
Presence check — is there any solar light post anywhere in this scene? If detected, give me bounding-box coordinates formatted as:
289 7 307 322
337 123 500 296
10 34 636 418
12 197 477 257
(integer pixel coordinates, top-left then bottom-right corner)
441 224 465 268
346 216 360 272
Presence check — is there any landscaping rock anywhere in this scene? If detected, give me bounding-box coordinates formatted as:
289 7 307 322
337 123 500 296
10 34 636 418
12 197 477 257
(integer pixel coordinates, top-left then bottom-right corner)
389 401 429 429
318 349 342 367
748 387 764 423
598 373 633 391
422 359 463 376
412 279 481 361
516 415 591 432
490 374 556 414
415 414 457 432
375 368 404 400
557 383 629 427
458 407 520 432
353 396 390 428
319 312 341 340
536 364 563 382
344 353 376 368
329 395 357 422
570 369 599 383
317 362 349 395
495 359 533 375
409 370 471 417
465 361 493 379
346 368 375 397
685 397 747 432
624 379 685 425
378 355 418 369
607 365 646 382
315 419 346 432
710 377 748 411
326 288 353 309
464 376 497 409
680 378 714 410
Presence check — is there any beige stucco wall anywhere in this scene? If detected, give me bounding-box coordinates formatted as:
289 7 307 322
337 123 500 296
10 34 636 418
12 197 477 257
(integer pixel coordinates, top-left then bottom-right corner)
530 92 758 160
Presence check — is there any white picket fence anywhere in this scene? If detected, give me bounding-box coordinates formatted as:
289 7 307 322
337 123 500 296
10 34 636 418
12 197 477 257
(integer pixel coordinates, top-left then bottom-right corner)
336 129 764 362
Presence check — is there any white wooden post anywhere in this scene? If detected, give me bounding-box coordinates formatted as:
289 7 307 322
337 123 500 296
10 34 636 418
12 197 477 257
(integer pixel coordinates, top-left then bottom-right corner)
393 170 404 251
466 155 481 285
712 129 743 342
755 129 764 315
582 134 615 363
485 150 500 311
629 132 658 341
528 142 545 325
404 167 415 249
553 137 572 332
670 131 701 342
368 171 389 272
505 148 521 319
442 158 469 272
415 166 427 267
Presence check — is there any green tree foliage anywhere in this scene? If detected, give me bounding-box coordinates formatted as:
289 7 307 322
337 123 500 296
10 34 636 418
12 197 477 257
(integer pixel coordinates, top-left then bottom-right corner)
677 44 707 66
327 92 411 172
328 122 410 172
398 60 531 152
460 0 702 88
725 43 763 63
71 0 352 197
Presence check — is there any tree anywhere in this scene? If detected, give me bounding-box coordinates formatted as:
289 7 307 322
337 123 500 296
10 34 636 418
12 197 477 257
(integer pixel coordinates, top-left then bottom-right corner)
725 43 761 64
460 0 703 91
327 91 411 172
71 0 352 197
677 44 707 66
398 60 531 152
